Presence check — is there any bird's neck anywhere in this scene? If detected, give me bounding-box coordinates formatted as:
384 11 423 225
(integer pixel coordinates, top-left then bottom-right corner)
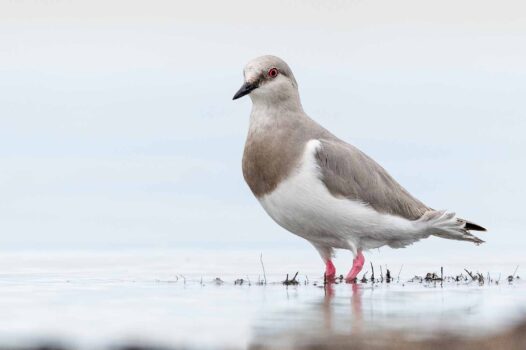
248 91 304 133
250 87 303 111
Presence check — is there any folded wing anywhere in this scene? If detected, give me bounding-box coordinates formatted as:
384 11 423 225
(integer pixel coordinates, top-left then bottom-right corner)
314 138 430 221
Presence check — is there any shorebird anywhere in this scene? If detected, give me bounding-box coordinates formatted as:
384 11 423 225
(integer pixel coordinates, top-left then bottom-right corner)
233 55 486 282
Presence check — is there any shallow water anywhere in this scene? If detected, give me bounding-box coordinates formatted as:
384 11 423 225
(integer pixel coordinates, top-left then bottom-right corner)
0 249 524 349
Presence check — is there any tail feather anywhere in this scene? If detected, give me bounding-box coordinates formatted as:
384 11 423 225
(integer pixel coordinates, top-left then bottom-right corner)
463 220 487 232
417 210 485 244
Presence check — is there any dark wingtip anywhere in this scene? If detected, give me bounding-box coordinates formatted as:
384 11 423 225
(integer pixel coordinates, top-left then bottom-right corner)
465 221 487 232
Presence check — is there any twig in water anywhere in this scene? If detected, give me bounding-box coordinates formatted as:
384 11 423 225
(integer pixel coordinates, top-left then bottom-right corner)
370 262 375 283
283 271 300 285
260 253 267 285
512 265 519 278
292 271 299 282
464 269 476 280
397 264 404 282
360 271 368 283
424 272 442 282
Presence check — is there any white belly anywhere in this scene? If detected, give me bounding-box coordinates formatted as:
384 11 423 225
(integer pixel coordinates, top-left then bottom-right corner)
258 140 419 251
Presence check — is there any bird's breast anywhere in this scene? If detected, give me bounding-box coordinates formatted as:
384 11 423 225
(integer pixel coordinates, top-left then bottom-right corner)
242 131 305 198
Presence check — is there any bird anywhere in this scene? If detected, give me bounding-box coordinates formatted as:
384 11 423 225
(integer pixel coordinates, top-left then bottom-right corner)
232 55 486 283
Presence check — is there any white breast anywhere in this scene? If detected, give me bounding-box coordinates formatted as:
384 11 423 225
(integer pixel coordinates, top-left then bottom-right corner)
258 140 421 252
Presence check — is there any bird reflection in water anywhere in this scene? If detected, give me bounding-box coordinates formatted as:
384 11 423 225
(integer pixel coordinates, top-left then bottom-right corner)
322 281 364 335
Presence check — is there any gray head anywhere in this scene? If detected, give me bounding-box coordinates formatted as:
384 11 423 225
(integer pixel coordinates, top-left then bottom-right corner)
232 55 300 106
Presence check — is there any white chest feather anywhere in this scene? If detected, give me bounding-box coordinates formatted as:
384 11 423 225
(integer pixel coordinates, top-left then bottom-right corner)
258 140 419 251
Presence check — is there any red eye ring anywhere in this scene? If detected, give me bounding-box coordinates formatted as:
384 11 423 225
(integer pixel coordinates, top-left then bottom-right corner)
268 68 279 78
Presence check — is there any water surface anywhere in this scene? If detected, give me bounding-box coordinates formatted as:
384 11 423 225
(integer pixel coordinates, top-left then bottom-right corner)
0 249 524 349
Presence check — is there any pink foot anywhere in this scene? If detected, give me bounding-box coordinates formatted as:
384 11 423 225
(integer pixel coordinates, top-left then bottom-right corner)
325 260 336 280
345 251 365 283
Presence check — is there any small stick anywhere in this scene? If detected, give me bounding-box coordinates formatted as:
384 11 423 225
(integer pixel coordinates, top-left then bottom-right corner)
260 253 267 285
370 262 375 283
464 269 476 280
291 271 299 283
380 265 384 283
397 264 404 281
512 265 519 279
360 271 368 283
441 266 443 287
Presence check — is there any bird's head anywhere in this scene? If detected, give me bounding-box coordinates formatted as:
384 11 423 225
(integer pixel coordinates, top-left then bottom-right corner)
233 55 300 107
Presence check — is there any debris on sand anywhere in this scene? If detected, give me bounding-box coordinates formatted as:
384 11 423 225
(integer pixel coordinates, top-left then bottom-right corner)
424 272 443 282
360 273 368 283
209 265 518 287
508 265 520 283
283 272 300 286
464 269 486 285
400 267 519 286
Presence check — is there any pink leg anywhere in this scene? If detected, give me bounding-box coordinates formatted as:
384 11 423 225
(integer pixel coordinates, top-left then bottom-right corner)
325 260 336 280
345 250 365 283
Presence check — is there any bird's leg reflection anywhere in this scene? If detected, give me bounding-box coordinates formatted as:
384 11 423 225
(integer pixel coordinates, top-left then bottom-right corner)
322 281 335 332
351 282 364 332
321 281 363 335
324 278 335 299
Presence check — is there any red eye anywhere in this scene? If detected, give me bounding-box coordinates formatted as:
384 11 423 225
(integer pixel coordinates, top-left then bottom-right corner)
268 68 279 78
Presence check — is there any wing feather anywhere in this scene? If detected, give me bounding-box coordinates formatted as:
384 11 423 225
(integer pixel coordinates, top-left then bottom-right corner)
314 139 429 220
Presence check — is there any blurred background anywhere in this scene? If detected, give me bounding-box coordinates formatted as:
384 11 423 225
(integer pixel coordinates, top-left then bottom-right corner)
1 2 526 349
1 0 525 264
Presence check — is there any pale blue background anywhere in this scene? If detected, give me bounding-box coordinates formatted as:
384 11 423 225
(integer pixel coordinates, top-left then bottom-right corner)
0 0 524 263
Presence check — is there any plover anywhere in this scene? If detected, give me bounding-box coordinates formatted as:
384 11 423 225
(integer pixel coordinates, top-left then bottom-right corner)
233 55 486 282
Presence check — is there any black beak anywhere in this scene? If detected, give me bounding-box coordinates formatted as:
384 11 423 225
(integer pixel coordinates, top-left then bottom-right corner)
232 81 257 100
